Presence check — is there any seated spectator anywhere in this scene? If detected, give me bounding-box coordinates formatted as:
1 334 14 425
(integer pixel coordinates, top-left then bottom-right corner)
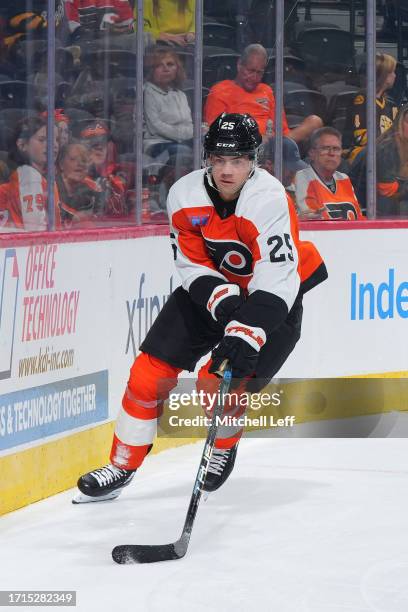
348 53 398 162
295 127 363 220
3 4 47 49
260 134 327 291
0 116 61 232
143 46 193 165
55 109 70 148
57 142 104 226
261 136 308 196
64 0 134 42
41 108 70 148
142 0 195 47
79 120 128 216
152 150 193 214
111 85 137 154
0 156 10 183
204 44 323 145
0 19 16 78
375 105 408 217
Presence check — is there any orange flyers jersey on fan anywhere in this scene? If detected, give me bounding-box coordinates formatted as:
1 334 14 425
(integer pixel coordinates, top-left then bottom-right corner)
295 165 363 220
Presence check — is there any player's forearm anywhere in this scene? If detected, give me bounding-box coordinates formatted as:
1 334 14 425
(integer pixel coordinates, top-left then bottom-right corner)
233 290 289 336
189 275 231 308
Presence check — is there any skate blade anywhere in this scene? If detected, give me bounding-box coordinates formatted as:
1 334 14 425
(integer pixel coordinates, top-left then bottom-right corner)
72 490 121 504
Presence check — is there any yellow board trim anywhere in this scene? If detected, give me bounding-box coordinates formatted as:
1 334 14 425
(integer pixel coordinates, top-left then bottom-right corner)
0 422 193 517
2 371 407 517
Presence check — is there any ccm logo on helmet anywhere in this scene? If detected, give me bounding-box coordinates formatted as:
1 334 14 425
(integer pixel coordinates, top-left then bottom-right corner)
215 142 236 148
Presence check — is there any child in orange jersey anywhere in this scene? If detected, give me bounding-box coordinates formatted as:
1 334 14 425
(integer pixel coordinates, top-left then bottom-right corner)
0 116 61 232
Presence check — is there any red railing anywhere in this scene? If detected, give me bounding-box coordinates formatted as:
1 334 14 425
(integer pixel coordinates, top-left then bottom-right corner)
1 219 408 248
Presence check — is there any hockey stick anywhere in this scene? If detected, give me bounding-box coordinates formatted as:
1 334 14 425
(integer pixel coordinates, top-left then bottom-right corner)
112 362 232 564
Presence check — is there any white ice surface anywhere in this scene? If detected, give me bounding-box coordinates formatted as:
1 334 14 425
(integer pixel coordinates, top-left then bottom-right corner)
1 437 408 612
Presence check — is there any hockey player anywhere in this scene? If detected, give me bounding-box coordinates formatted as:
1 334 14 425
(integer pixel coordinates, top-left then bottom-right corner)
74 113 327 503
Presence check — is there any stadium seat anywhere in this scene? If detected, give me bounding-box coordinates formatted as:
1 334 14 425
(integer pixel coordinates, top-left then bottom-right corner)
397 0 408 61
247 0 299 47
283 88 327 121
55 82 72 108
0 81 37 110
10 39 48 76
203 21 236 49
0 107 37 126
0 125 10 151
183 85 210 112
325 90 357 148
63 107 96 125
202 50 240 89
387 61 408 105
291 22 356 76
263 52 308 87
82 50 137 79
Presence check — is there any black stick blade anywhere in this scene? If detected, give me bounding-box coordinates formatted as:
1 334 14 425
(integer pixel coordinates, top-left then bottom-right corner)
112 539 187 564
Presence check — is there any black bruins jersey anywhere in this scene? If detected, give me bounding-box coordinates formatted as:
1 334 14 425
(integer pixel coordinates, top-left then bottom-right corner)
348 92 398 161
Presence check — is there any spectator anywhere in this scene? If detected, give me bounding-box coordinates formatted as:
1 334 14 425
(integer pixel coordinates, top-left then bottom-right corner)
79 120 127 216
3 4 47 49
55 109 70 148
261 136 308 194
0 116 61 232
0 18 16 77
295 127 363 220
41 108 70 148
0 159 9 184
348 53 398 162
261 135 326 290
111 85 137 154
375 105 408 217
204 44 323 145
152 150 193 214
143 46 193 164
57 142 104 226
64 0 134 42
143 0 195 47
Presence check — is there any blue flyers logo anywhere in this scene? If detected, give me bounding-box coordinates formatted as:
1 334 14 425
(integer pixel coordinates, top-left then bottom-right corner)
0 249 19 379
189 214 210 227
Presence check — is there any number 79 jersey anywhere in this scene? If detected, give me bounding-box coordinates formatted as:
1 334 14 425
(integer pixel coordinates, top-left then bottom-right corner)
167 168 326 315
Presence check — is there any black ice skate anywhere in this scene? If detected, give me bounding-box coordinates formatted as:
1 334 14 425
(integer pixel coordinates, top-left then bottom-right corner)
203 444 238 493
72 464 136 504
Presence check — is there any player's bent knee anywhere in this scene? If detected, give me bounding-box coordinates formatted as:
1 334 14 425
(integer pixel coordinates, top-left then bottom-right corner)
127 352 182 404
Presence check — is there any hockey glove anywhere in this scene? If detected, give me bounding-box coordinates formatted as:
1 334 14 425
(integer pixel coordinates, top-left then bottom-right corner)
209 321 267 379
206 284 245 327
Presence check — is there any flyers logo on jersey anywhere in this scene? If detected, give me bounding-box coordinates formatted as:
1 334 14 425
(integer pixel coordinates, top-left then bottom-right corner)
204 238 253 276
188 214 210 227
325 203 359 220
